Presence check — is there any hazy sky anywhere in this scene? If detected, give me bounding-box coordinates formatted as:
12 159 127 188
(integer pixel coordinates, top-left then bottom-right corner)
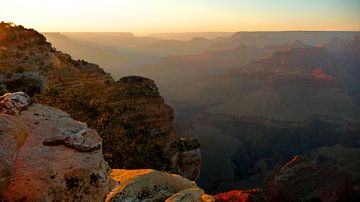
1 0 360 34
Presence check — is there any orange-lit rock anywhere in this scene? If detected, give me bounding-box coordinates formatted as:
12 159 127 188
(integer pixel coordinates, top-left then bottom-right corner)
106 169 213 202
213 189 265 202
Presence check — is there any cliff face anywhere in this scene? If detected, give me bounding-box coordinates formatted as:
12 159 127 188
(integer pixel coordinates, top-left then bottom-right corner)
263 156 356 202
0 92 212 202
0 22 113 96
110 76 175 146
0 22 173 140
0 22 177 170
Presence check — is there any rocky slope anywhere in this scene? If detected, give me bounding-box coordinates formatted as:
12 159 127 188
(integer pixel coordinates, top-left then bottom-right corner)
263 156 357 202
0 22 185 173
3 100 353 202
0 22 173 141
213 156 359 202
0 92 212 201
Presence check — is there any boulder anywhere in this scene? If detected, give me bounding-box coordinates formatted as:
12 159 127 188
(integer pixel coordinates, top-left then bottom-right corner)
105 169 212 202
0 92 112 201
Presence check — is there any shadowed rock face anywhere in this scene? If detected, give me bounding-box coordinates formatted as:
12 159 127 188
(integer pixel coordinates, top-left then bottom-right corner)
162 38 360 192
110 76 175 149
166 138 202 180
213 156 358 202
263 156 357 202
0 92 112 201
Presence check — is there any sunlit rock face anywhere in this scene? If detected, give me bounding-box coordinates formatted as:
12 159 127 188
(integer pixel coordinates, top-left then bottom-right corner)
0 92 112 201
105 169 214 202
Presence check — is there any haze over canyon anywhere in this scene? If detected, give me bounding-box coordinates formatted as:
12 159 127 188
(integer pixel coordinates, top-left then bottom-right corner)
1 1 360 201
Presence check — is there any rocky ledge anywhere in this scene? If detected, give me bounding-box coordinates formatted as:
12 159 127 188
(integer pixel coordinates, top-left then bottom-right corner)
0 92 212 201
0 23 176 171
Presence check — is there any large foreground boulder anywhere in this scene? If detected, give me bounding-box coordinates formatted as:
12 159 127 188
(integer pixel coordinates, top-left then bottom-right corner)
0 92 112 201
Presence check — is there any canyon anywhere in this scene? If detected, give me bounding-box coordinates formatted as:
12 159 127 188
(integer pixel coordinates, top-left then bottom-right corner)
0 22 195 175
1 22 360 201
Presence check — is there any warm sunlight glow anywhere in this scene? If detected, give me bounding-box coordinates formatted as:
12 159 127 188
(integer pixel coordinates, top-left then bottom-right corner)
1 0 360 34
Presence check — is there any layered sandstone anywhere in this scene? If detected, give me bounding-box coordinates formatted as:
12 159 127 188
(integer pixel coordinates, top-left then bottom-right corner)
0 23 176 170
0 23 174 148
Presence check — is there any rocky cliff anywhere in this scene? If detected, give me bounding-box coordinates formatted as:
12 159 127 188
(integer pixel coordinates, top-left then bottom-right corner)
263 156 357 202
0 22 184 172
0 92 211 201
0 23 173 139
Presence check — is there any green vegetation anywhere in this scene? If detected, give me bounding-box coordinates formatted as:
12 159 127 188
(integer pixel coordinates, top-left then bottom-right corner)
34 87 169 170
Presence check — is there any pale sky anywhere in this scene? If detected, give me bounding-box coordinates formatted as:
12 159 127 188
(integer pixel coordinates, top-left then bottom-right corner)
1 0 360 34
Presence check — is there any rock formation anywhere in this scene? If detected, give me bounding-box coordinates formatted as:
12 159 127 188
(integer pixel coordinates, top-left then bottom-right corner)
0 22 177 171
0 23 173 145
110 76 175 148
213 156 358 202
106 169 213 202
263 156 356 202
0 92 112 201
166 138 202 180
0 92 211 201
